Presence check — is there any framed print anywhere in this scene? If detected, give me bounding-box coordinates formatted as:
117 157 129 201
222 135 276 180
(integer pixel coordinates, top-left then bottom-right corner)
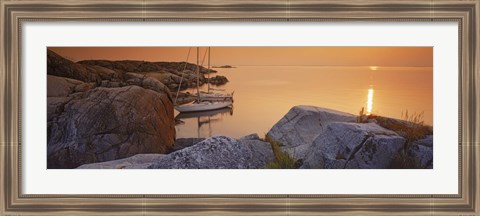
1 0 479 215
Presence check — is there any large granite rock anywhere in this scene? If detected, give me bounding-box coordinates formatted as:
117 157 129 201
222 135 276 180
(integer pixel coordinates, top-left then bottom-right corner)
266 105 434 169
267 105 356 159
148 136 274 169
47 75 84 97
408 135 433 168
47 75 96 123
76 134 272 169
77 154 165 169
47 85 175 169
301 122 405 169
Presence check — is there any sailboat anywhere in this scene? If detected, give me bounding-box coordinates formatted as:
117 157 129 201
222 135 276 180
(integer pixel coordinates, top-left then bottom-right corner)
175 47 233 113
175 100 232 112
197 47 235 102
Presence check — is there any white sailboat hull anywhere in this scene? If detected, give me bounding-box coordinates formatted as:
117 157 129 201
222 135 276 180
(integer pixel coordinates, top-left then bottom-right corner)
175 101 232 113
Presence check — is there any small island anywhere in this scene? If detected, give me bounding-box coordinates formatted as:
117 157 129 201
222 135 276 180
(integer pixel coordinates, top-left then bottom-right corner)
212 65 235 68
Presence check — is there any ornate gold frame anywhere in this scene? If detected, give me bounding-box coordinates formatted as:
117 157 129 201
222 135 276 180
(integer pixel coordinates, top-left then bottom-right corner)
1 0 479 215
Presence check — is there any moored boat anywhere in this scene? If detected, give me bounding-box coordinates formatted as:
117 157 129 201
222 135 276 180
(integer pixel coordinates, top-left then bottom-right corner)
175 100 232 113
201 47 234 102
174 47 234 113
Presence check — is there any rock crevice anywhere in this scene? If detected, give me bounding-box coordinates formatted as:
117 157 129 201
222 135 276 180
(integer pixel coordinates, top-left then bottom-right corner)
268 106 432 169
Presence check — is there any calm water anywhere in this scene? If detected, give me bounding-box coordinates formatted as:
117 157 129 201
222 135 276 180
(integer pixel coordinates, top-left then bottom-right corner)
175 66 433 139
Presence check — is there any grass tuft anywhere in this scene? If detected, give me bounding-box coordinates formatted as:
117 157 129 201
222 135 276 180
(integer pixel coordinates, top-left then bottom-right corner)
356 107 432 143
385 110 432 169
376 110 432 143
354 108 432 169
356 107 369 123
264 135 300 169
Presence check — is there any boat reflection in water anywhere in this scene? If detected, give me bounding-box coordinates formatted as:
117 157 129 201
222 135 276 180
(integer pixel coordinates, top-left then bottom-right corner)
175 107 234 138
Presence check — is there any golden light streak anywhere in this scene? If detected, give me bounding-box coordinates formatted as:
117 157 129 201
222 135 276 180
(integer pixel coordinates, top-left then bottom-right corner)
369 66 379 70
366 87 374 115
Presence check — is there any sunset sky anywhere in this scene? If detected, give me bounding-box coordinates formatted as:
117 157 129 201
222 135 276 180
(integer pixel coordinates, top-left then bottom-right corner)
48 47 433 67
47 47 433 126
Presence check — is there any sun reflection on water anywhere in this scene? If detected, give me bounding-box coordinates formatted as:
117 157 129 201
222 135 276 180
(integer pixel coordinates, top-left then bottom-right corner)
366 86 374 115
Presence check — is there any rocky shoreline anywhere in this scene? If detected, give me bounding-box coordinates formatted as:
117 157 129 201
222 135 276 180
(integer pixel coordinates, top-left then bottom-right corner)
77 106 433 169
47 50 432 169
46 50 227 168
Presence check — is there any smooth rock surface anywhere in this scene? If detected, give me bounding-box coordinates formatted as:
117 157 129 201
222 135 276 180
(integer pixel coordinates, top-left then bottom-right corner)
411 135 433 147
301 122 405 169
344 135 405 169
77 154 165 169
47 75 84 97
47 85 175 168
267 105 356 159
148 136 274 169
408 135 433 168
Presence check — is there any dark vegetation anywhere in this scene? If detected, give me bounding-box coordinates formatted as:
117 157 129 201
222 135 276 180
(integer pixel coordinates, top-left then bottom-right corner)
356 107 432 169
264 135 301 169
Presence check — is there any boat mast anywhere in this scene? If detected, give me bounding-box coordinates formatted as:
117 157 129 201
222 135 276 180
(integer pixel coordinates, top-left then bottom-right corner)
196 47 201 102
174 48 191 106
207 47 211 93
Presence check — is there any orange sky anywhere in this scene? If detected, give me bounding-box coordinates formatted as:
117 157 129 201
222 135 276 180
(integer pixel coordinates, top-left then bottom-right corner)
48 47 432 67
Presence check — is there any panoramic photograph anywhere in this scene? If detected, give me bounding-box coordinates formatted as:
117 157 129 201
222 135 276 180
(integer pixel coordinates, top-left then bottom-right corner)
47 47 433 169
